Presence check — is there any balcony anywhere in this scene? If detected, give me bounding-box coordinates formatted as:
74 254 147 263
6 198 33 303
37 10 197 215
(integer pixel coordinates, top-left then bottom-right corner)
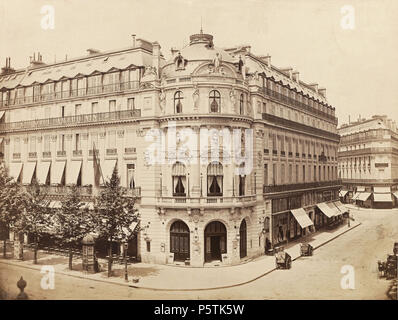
157 195 257 208
261 88 338 124
123 187 141 198
261 113 340 141
42 151 51 158
125 147 136 154
0 81 140 108
73 150 82 157
0 109 141 133
106 148 117 156
263 180 342 194
38 185 93 197
57 150 66 157
13 153 21 159
28 152 37 158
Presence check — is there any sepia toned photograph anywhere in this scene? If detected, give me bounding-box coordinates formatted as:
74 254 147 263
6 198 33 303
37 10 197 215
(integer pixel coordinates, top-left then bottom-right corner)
0 0 397 304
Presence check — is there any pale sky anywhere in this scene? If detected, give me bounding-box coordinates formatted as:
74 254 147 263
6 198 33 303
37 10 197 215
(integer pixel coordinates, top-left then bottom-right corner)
1 0 397 126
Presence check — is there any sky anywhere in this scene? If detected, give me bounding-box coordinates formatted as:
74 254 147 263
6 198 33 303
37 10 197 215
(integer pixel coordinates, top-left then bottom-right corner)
1 0 397 126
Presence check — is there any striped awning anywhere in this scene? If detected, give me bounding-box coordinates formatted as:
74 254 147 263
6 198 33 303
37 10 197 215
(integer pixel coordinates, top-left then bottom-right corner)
207 162 223 175
36 162 51 184
66 161 82 185
373 187 391 193
51 161 66 185
326 201 341 216
316 202 335 218
8 162 23 182
172 161 186 176
333 201 348 214
357 192 371 201
22 162 37 185
291 208 314 228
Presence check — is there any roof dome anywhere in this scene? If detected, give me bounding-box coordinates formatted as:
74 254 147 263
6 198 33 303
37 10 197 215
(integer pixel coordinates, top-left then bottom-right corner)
169 31 235 64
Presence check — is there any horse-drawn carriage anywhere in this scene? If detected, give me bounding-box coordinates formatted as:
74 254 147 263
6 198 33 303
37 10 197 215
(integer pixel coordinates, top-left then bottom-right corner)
377 242 398 279
300 243 313 256
275 249 292 269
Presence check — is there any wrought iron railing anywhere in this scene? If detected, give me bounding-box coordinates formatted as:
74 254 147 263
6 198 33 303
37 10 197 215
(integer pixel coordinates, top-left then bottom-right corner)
263 180 342 193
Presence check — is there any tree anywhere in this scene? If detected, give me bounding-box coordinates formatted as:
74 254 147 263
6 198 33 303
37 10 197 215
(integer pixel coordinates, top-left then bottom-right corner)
54 185 96 270
17 181 51 264
94 166 139 277
0 164 25 258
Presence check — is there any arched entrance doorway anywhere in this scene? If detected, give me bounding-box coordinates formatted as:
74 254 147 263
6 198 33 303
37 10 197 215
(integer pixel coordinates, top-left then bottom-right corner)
204 221 227 262
170 220 190 261
239 219 247 258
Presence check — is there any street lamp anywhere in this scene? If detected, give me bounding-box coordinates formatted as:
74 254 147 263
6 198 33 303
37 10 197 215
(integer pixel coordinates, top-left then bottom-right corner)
124 242 128 282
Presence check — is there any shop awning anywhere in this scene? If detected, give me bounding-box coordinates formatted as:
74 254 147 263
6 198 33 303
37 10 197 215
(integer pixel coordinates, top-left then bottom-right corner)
8 162 23 182
22 162 36 185
373 193 392 202
291 208 314 228
0 137 3 144
101 159 117 185
352 193 360 200
356 186 365 192
36 162 51 184
0 111 4 120
339 190 348 198
316 202 335 218
66 160 82 185
357 192 371 201
326 201 341 216
392 192 398 200
374 187 390 193
51 161 66 185
333 201 348 214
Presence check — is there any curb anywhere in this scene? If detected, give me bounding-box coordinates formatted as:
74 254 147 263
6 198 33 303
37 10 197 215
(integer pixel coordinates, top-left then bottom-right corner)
0 223 362 292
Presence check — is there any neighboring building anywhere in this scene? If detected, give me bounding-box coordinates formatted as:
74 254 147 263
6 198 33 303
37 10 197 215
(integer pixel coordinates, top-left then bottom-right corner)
338 115 398 208
0 31 342 266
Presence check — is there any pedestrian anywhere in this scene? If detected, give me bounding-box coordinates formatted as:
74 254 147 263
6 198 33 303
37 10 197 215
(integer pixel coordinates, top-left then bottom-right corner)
347 209 351 228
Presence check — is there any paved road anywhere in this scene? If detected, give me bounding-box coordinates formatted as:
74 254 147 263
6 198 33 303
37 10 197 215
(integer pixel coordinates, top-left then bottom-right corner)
1 207 397 299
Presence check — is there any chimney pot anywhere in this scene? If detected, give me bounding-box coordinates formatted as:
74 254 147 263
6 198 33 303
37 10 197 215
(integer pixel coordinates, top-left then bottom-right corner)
132 34 136 47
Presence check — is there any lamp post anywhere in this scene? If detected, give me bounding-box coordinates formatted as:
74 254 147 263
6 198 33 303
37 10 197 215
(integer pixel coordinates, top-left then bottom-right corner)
124 242 128 282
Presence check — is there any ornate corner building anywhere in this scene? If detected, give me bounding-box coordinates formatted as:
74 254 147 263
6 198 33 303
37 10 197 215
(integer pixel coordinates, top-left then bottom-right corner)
0 31 342 266
338 115 398 209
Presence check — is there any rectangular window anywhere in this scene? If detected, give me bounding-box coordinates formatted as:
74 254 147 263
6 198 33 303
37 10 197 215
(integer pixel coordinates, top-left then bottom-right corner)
281 164 285 184
127 98 135 110
75 134 81 151
272 163 277 185
295 164 299 183
264 164 268 185
303 165 306 182
59 134 65 151
29 136 36 153
108 131 116 147
146 241 151 252
75 104 82 116
91 102 98 114
61 106 65 118
44 135 51 152
14 137 20 153
314 165 317 181
45 106 51 119
109 100 116 113
127 164 135 189
289 164 292 181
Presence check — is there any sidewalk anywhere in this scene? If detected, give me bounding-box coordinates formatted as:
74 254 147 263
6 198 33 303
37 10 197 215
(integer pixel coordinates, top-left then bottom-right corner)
0 221 361 291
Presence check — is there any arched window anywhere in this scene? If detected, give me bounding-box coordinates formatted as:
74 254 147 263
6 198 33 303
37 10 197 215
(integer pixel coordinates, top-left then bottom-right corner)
174 91 183 114
209 90 221 113
207 162 223 196
238 162 246 196
172 161 186 196
239 94 244 115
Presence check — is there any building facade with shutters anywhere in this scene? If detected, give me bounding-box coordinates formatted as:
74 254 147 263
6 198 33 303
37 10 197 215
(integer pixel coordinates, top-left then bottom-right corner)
0 31 342 266
338 115 398 208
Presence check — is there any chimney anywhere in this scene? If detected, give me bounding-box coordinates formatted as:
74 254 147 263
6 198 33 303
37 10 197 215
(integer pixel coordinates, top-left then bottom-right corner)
309 83 318 93
131 34 136 48
281 67 293 80
170 47 179 56
29 52 46 69
87 48 101 55
292 71 299 83
152 41 161 78
264 54 271 68
318 88 326 97
1 57 15 75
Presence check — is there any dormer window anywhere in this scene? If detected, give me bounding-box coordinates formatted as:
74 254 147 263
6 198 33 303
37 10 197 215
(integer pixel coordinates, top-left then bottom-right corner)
174 53 186 70
174 91 183 113
209 90 221 113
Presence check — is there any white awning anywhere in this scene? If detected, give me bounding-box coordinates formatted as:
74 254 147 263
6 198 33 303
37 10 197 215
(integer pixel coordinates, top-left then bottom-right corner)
291 208 314 228
66 161 82 185
352 193 360 200
36 162 51 184
101 159 117 185
392 192 398 199
8 162 23 182
373 193 392 202
326 201 341 216
333 201 348 213
0 111 4 120
339 190 348 198
356 186 365 192
357 192 371 201
85 161 95 186
316 202 335 218
22 162 37 185
0 137 3 144
373 187 391 193
51 161 66 185
49 200 62 209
